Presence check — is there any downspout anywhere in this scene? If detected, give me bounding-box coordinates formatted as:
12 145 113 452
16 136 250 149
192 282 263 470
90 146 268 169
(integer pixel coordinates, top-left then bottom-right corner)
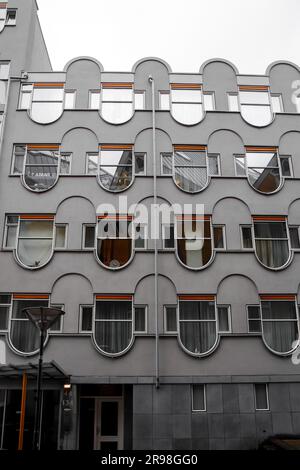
148 75 160 389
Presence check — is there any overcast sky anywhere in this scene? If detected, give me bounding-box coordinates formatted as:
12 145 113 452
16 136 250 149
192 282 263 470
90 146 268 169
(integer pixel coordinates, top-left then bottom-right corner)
37 0 300 74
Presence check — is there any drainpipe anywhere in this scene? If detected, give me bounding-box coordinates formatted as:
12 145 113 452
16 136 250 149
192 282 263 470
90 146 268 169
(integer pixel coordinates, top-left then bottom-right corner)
148 75 160 389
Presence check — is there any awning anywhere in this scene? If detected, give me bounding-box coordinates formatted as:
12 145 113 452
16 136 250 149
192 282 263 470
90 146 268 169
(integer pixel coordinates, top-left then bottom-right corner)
0 361 69 380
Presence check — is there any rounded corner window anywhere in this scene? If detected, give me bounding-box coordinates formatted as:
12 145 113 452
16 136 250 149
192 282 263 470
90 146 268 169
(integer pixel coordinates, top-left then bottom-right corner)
95 215 134 270
15 216 55 269
21 145 60 192
93 296 134 356
98 145 134 192
178 297 219 357
170 85 204 125
246 147 283 194
176 216 214 270
253 218 292 270
173 146 209 193
100 83 134 125
239 88 274 127
29 84 64 124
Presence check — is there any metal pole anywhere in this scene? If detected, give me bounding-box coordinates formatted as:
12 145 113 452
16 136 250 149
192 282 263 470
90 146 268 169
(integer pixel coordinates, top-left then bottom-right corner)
18 372 27 450
33 329 44 450
149 75 160 389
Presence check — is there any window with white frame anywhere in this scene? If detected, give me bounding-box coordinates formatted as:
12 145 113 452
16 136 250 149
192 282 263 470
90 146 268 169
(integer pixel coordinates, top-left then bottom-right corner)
96 214 133 269
289 226 300 250
253 217 291 269
134 90 145 110
241 225 253 249
192 384 206 412
170 84 204 125
19 84 33 109
260 295 299 355
234 154 247 177
29 83 65 124
162 224 175 249
238 86 273 126
176 215 213 269
254 383 269 410
279 155 293 177
0 61 9 106
208 153 221 176
93 295 133 355
247 305 261 333
0 294 11 332
217 305 231 333
134 306 147 333
134 224 147 250
80 305 93 332
99 145 133 192
270 94 283 113
49 304 64 332
134 153 146 175
245 146 282 194
82 224 95 249
0 4 7 32
64 90 76 109
89 90 100 109
6 9 16 26
86 152 99 175
178 295 218 356
161 153 172 175
213 226 225 250
54 225 67 249
159 91 170 110
164 305 177 333
100 83 134 124
173 145 209 193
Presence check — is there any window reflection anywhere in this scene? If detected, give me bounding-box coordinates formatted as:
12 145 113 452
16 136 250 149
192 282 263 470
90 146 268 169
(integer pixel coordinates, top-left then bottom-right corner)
30 84 64 123
23 145 60 191
246 147 281 193
16 216 54 268
176 215 213 269
173 145 208 192
171 84 203 124
101 83 133 124
239 86 273 126
99 145 133 191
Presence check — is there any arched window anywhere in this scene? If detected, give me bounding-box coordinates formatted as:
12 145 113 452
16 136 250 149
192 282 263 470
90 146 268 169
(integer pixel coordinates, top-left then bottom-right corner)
239 85 273 126
96 214 133 269
29 83 64 123
176 215 213 269
9 294 49 355
100 83 134 124
15 215 54 269
260 295 300 355
245 146 282 193
253 216 291 269
178 295 218 356
22 144 60 191
170 83 204 125
173 145 209 193
99 144 133 192
93 295 133 355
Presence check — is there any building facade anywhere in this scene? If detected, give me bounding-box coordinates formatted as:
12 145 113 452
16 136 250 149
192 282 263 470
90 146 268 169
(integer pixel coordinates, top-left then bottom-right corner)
1 0 300 451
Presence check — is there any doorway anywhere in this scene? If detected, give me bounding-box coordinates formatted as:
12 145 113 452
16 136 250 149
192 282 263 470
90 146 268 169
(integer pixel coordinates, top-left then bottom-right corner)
94 397 123 450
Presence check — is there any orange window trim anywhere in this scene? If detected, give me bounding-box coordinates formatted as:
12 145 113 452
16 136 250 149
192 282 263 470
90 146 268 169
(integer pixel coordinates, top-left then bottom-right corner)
171 83 202 90
245 146 277 152
97 214 133 220
27 144 60 151
260 294 296 301
96 294 133 300
13 294 49 300
252 216 286 222
101 144 133 150
33 83 64 88
102 83 133 89
178 295 215 301
19 214 55 220
176 215 210 221
0 3 7 8
174 145 206 151
239 85 269 91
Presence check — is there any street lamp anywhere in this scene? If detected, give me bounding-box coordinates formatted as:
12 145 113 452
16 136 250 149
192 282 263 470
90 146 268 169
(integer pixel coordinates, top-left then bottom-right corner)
23 306 65 450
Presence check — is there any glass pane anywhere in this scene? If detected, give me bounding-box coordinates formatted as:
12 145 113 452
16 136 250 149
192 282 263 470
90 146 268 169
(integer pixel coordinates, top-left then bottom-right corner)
12 299 48 319
280 157 291 176
247 152 278 168
102 88 132 101
0 306 9 329
134 153 145 174
64 91 75 109
161 154 172 175
172 103 203 124
19 220 53 238
228 94 239 111
134 307 146 332
159 92 170 110
31 102 63 123
102 102 133 123
90 92 100 109
261 301 297 320
101 402 118 435
101 150 132 166
13 146 25 173
24 165 58 191
81 306 93 331
241 104 272 126
263 320 298 353
255 384 268 409
290 227 300 249
84 225 95 248
248 166 280 193
95 320 132 354
193 385 205 410
247 305 260 319
235 156 246 176
0 63 10 79
96 301 132 320
6 10 16 26
177 238 212 268
100 165 132 191
213 227 224 248
10 320 40 353
174 150 206 166
5 225 17 248
87 153 98 174
271 95 283 113
255 239 289 268
179 321 216 354
165 306 177 332
19 91 32 109
218 306 229 332
0 294 11 303
172 89 201 103
239 91 269 104
249 319 261 333
177 219 211 239
174 166 208 192
179 301 215 320
97 239 132 267
254 222 287 239
208 155 219 175
163 225 175 249
33 88 64 101
203 93 214 110
134 92 144 110
60 153 71 174
55 226 66 248
18 238 53 267
242 226 253 248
